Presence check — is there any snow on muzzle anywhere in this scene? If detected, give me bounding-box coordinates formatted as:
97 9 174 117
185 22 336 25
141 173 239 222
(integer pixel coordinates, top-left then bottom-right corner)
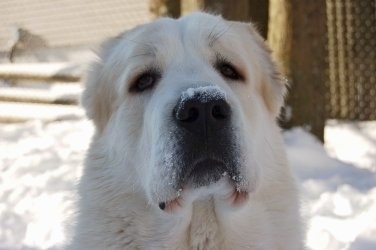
157 85 249 212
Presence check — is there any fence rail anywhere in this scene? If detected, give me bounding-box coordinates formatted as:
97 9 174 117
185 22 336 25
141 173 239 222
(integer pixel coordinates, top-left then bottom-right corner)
0 62 83 122
0 63 81 82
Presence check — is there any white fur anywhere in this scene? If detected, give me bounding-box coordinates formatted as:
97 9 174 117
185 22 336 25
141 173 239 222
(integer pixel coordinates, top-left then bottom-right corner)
69 12 305 250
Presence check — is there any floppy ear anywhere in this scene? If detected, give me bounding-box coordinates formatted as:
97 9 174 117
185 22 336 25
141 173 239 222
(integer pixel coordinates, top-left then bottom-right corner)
246 23 287 118
81 38 119 134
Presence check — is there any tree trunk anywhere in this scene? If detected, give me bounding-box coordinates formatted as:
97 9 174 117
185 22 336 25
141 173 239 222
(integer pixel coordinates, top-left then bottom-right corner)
182 0 202 15
183 1 269 39
248 0 269 39
202 0 250 21
268 0 327 142
149 0 181 18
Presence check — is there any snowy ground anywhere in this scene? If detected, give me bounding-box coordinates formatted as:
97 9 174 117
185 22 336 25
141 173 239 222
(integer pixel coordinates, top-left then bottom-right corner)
286 121 376 250
0 118 375 250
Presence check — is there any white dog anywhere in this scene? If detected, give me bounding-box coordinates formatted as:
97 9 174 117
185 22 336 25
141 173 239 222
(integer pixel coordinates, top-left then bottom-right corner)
69 12 304 250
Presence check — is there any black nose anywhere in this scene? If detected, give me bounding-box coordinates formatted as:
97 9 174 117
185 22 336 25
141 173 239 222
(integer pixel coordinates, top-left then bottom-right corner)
174 88 231 135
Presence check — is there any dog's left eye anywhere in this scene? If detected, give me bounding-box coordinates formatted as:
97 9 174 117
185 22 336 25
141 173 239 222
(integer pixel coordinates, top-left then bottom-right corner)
130 71 160 93
217 62 243 81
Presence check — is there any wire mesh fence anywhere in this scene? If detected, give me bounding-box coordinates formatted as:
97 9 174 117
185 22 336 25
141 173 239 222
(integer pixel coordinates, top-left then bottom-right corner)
326 0 376 120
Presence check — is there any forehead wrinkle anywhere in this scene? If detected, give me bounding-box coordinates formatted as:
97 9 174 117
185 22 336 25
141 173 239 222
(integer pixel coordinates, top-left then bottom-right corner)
117 33 157 58
116 30 157 50
129 48 156 59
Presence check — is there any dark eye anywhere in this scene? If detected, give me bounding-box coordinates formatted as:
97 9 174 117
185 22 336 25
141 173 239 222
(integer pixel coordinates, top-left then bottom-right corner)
217 62 243 81
130 71 160 93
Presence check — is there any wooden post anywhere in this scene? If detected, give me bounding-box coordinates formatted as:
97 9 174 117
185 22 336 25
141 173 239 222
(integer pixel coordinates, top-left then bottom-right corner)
268 0 327 141
149 0 181 18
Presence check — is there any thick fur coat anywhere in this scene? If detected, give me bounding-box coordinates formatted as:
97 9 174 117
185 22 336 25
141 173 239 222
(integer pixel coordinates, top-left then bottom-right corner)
69 12 304 250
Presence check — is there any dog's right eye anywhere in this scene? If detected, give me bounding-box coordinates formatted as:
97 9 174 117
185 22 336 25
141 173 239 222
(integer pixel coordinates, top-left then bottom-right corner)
130 71 160 93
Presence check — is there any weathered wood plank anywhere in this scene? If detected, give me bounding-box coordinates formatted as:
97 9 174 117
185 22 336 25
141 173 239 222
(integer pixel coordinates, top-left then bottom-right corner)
0 63 82 82
0 102 84 123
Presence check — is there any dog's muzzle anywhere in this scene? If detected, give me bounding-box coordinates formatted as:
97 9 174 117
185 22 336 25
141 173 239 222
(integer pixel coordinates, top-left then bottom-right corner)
171 86 239 188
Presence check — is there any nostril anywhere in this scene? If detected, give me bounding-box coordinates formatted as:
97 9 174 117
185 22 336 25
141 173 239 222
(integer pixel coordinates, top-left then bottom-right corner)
211 104 229 120
176 106 199 122
186 108 199 122
212 105 224 119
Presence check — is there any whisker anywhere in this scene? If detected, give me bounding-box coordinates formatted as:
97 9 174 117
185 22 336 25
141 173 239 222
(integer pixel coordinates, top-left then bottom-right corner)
207 19 223 46
209 23 233 47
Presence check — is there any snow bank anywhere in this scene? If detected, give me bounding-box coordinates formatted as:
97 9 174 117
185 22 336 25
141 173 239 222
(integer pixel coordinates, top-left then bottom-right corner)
325 120 376 171
0 119 375 249
0 120 93 250
285 127 376 250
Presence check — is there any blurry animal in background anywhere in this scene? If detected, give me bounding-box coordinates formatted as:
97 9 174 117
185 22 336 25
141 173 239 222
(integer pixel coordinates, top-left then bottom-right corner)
8 27 47 63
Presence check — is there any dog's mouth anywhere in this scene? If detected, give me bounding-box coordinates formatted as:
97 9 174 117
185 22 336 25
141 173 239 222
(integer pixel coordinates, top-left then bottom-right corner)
158 187 249 213
158 158 248 213
183 158 229 188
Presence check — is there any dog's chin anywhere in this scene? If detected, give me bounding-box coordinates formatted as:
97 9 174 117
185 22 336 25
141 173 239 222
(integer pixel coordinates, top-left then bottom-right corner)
157 176 249 214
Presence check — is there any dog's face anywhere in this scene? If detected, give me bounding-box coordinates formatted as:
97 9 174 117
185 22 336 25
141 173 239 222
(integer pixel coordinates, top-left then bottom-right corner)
83 13 285 212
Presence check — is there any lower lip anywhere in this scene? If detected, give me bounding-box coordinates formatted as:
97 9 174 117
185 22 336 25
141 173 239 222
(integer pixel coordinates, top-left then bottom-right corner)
229 190 249 206
159 198 182 213
159 188 249 213
184 159 228 185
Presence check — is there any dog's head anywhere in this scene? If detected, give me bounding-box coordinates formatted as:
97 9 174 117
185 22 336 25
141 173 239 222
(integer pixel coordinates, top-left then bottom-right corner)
83 12 286 212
